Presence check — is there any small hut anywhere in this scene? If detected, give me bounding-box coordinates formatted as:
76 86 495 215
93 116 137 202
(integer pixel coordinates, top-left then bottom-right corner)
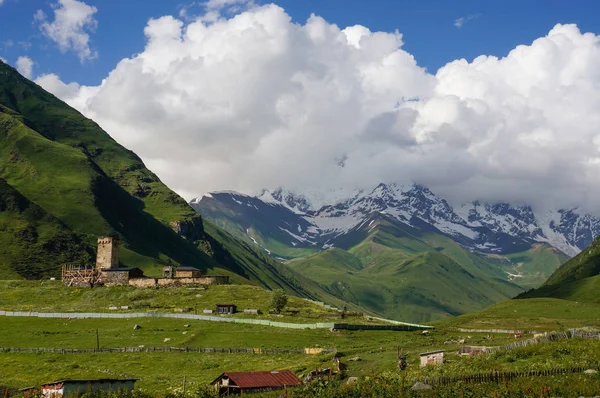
419 350 445 367
216 304 237 314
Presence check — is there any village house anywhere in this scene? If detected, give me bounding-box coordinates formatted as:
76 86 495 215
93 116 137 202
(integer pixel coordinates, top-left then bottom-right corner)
216 304 237 314
20 378 137 398
419 350 445 367
211 370 301 395
174 266 202 278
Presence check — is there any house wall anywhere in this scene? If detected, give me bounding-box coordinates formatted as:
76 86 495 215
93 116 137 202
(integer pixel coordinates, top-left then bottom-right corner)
175 270 202 278
420 352 444 367
101 271 130 287
64 380 135 396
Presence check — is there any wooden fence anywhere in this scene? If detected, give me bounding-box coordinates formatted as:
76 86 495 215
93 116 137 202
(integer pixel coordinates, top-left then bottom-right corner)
497 329 600 352
422 366 598 386
0 346 337 355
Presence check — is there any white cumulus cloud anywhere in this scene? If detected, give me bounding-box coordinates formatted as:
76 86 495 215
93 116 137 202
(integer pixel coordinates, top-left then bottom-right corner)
35 5 600 214
35 0 98 62
15 56 33 78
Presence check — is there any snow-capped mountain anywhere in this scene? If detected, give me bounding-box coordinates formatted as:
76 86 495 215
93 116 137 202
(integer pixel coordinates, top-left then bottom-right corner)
191 183 600 257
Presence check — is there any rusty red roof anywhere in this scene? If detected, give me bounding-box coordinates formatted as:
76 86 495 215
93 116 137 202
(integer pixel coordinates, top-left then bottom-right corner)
213 370 301 389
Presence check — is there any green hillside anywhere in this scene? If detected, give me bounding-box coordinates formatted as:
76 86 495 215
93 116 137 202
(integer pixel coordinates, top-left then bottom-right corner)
286 217 525 322
0 60 341 303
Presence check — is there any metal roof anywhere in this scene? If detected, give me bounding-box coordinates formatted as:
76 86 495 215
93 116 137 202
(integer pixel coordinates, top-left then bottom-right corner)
20 379 138 391
176 266 200 271
419 350 446 356
211 370 301 388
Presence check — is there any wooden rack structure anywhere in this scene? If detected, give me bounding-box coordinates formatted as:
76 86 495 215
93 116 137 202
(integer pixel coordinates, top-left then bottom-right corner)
61 264 101 287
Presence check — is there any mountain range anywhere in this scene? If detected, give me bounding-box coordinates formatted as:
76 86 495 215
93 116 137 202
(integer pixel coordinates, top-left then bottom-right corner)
190 184 600 321
193 184 600 259
1 57 597 324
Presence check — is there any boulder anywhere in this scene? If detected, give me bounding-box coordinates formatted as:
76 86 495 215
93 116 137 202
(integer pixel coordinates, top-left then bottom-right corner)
411 382 432 391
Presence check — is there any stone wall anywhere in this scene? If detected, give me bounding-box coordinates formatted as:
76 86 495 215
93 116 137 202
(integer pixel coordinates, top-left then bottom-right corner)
128 276 229 288
129 278 158 288
101 270 130 287
96 237 119 270
157 276 229 287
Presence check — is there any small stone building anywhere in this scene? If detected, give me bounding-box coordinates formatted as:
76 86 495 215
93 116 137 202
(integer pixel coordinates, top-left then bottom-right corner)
419 350 445 367
216 304 237 314
211 370 301 395
175 266 202 278
21 379 137 398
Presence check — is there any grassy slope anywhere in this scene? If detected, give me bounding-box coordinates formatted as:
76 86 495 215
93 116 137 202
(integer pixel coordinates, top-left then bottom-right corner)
0 178 91 278
517 236 600 302
543 235 600 286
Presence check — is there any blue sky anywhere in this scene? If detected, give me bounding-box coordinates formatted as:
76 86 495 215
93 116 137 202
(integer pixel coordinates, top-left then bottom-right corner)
2 0 600 85
2 0 600 211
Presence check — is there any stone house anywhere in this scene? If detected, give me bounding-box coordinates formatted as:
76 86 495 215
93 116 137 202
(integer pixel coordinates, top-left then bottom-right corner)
419 350 445 367
175 266 202 278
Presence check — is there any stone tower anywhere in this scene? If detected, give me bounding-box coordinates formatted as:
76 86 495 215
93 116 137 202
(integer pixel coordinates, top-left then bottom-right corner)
96 237 120 270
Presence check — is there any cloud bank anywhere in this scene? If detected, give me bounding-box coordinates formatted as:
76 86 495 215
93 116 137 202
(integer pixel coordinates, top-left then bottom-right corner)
35 4 600 213
35 0 98 62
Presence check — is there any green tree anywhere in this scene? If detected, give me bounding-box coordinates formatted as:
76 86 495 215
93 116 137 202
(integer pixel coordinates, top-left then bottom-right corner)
270 289 288 313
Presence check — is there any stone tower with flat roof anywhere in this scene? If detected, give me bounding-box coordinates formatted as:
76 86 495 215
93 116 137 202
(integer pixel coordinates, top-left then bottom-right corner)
96 237 119 270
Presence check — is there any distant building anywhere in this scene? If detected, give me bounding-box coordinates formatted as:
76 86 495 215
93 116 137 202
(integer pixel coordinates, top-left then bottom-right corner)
175 266 202 278
458 346 489 356
419 350 445 367
211 370 301 395
63 236 228 288
216 304 237 314
20 378 137 398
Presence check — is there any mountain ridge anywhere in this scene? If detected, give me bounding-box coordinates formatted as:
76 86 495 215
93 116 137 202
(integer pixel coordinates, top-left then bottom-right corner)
191 183 599 258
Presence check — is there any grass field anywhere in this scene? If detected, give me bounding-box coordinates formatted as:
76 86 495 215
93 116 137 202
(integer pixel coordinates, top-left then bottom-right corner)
0 281 350 324
1 284 600 393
